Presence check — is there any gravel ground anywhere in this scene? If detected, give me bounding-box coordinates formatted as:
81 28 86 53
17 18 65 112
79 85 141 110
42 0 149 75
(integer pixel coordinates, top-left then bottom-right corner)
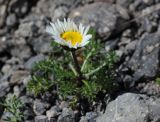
0 0 160 122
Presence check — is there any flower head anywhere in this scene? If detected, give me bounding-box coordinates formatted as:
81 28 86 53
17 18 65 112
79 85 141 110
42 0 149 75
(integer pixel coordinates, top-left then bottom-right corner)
46 18 92 49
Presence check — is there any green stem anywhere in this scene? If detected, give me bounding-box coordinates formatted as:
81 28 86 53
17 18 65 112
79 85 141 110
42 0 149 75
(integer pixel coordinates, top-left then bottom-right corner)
71 50 83 86
69 63 78 76
85 62 106 77
81 48 94 72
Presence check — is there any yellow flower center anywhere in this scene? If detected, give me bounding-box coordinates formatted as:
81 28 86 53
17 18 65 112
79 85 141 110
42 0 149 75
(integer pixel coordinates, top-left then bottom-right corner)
61 31 82 46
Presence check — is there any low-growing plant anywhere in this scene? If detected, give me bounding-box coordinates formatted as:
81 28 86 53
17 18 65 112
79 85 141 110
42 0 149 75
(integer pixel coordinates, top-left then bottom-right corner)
27 19 118 106
2 95 24 122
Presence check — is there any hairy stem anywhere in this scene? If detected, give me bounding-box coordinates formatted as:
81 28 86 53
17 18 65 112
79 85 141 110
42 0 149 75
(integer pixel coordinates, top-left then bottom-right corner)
85 62 106 77
71 50 82 85
69 63 78 76
81 48 94 72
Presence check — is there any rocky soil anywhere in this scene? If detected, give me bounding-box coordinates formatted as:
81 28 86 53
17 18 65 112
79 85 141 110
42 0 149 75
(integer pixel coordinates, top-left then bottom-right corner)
0 0 160 122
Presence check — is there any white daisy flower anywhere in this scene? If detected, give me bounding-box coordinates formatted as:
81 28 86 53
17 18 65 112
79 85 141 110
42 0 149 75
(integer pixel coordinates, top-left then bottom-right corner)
46 18 92 49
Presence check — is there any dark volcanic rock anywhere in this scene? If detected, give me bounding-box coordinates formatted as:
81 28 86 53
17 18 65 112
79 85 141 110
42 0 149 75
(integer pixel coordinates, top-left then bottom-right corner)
69 2 130 40
128 33 160 82
97 93 160 122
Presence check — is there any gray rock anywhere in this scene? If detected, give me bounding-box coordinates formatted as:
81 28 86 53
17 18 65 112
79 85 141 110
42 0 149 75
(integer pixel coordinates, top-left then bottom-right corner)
35 115 48 122
25 120 34 122
59 101 69 109
96 93 160 122
85 112 98 122
6 14 17 27
28 35 52 54
52 6 69 20
20 95 33 105
49 118 57 122
128 33 160 82
54 0 76 8
13 85 20 97
116 0 134 8
32 0 56 18
115 50 123 59
79 116 88 122
0 0 5 5
15 21 34 38
69 2 129 40
125 40 136 54
11 44 32 60
1 64 12 75
142 0 154 5
100 0 117 2
24 54 46 70
2 57 24 76
141 18 158 33
46 106 61 118
0 81 10 97
33 99 50 115
58 108 75 122
15 17 52 54
1 112 13 121
136 81 160 96
0 37 7 52
10 70 29 84
6 57 22 65
24 109 35 121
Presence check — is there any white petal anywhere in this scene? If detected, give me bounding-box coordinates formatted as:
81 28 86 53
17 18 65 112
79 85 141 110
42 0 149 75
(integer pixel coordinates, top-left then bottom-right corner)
57 20 64 32
83 26 90 35
52 36 64 45
78 34 92 47
83 34 92 41
80 41 90 47
50 22 57 34
46 26 54 35
79 24 84 34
